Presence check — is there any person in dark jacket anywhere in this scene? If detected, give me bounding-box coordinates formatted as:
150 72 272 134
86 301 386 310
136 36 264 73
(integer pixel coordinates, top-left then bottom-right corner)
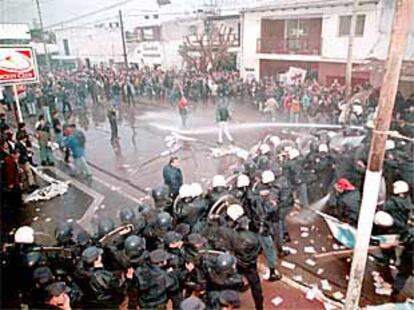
391 214 414 300
384 180 413 234
78 246 132 309
331 178 361 226
231 216 263 310
163 157 183 199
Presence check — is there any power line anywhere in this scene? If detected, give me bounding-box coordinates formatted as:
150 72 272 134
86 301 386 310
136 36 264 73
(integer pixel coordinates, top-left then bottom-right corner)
45 0 136 29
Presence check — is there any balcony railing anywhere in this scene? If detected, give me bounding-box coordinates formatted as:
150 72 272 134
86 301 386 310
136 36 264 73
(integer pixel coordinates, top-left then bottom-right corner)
257 37 322 55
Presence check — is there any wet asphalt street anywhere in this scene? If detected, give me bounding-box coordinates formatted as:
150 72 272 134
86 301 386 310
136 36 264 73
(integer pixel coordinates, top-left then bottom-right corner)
18 97 413 308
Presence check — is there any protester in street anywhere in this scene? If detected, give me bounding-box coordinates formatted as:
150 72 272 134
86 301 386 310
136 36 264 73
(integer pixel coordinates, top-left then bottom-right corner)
36 115 55 166
216 100 234 145
107 107 119 144
177 95 189 128
63 124 92 178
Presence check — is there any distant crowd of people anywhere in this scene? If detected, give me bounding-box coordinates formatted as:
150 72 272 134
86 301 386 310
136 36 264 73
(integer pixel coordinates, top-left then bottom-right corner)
1 66 413 129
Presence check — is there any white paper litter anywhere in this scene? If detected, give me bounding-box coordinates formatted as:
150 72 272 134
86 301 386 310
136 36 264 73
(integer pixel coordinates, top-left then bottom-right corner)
304 246 316 254
24 181 70 203
33 216 39 221
333 291 344 300
321 246 327 252
305 286 318 300
332 244 339 250
292 275 303 282
282 246 297 255
317 268 324 275
281 261 296 270
321 279 332 291
66 219 73 223
375 287 392 296
301 232 310 238
305 259 316 267
45 217 51 222
271 297 284 306
323 302 338 310
300 226 309 232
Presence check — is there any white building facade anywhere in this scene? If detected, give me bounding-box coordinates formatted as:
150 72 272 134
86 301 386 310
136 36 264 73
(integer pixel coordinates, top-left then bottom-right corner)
240 0 414 90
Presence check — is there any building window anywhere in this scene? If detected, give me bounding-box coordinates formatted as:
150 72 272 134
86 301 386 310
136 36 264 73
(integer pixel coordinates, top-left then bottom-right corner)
338 15 365 37
285 19 310 50
63 39 70 55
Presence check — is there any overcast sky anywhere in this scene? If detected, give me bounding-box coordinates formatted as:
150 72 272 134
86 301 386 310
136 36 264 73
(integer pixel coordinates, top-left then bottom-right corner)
0 0 268 28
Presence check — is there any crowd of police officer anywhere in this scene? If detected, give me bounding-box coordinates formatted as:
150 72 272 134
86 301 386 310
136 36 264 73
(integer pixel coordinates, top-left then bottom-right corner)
2 127 413 309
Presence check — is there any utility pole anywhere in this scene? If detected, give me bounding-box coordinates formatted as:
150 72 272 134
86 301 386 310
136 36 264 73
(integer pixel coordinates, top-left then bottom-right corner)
344 1 412 309
35 0 51 69
345 0 359 98
119 10 128 69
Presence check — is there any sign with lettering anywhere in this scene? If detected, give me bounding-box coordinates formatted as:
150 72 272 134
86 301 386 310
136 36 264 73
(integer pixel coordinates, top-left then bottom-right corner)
0 46 39 85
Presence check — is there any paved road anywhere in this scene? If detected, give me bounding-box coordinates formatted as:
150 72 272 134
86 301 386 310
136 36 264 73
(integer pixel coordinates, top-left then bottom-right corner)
18 97 413 308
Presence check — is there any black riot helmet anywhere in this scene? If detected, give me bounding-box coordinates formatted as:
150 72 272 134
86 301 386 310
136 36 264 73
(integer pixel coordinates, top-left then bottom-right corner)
156 211 172 230
25 251 42 268
97 218 115 238
55 222 73 244
137 203 151 213
152 185 171 202
243 159 257 177
124 235 146 257
119 207 136 224
134 216 146 233
215 253 235 272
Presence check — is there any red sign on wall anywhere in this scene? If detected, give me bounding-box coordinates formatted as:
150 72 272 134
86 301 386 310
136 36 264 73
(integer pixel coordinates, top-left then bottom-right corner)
0 46 39 85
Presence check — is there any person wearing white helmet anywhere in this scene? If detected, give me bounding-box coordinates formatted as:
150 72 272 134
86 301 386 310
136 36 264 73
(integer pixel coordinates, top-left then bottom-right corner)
190 183 203 198
283 148 310 209
261 170 275 185
179 184 192 200
268 136 281 148
384 180 413 234
230 174 254 218
226 204 245 222
251 180 282 282
373 211 394 227
14 226 35 244
207 175 229 207
259 144 270 155
236 174 250 189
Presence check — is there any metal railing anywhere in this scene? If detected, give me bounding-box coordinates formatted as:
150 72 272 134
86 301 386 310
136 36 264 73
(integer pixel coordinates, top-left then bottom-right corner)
257 37 322 55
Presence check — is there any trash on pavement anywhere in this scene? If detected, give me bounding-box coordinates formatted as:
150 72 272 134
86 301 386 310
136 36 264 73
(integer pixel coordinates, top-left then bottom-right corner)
333 291 344 300
321 279 332 291
304 246 316 254
301 232 310 238
271 296 284 306
281 261 296 270
282 246 297 255
305 285 319 300
305 259 316 267
317 268 324 275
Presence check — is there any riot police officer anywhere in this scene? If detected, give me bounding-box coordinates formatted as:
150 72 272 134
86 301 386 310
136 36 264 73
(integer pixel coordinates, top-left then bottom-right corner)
204 253 243 309
231 216 263 310
207 175 229 207
79 246 132 308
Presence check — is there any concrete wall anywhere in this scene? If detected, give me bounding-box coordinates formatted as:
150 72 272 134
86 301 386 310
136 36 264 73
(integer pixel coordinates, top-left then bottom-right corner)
321 7 379 61
54 27 124 64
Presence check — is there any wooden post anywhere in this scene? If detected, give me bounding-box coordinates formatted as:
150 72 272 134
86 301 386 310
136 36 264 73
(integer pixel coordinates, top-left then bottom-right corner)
13 84 23 124
344 1 412 309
